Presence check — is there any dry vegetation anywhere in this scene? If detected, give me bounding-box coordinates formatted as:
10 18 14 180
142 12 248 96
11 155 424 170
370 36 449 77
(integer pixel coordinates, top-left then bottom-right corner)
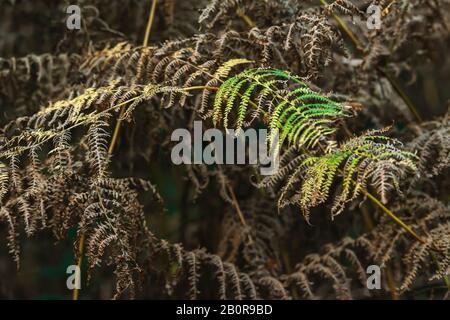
0 0 449 299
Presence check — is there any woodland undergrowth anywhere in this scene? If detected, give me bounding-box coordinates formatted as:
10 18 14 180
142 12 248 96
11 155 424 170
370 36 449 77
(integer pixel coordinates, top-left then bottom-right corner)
0 0 450 299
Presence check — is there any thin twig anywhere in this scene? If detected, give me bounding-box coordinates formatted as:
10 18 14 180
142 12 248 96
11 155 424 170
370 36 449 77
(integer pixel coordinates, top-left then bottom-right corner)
363 191 426 244
143 0 158 47
236 7 255 28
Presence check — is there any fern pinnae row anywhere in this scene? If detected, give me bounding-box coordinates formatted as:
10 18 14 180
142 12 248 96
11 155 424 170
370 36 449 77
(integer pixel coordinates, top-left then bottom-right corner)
213 68 348 151
224 79 248 128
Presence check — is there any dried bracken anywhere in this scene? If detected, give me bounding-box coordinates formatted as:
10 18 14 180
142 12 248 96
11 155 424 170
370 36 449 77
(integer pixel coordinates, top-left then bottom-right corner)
0 0 449 300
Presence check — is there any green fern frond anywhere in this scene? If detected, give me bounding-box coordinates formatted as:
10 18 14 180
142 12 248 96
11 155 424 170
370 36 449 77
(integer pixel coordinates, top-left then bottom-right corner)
212 68 351 150
279 128 418 221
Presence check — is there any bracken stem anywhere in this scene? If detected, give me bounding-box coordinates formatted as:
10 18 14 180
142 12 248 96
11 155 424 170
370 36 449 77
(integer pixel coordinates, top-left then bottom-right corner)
319 0 363 51
143 0 158 47
108 106 126 155
236 7 255 28
364 191 426 244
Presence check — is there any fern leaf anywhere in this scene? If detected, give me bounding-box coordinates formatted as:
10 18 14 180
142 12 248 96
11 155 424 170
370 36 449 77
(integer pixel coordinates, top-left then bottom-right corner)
278 128 418 220
212 68 350 150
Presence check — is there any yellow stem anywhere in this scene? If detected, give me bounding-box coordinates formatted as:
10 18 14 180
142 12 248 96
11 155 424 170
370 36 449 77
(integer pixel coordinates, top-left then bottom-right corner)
385 268 399 300
379 67 423 122
108 107 126 155
319 0 363 51
183 85 218 91
364 191 426 244
143 0 158 47
236 8 255 28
